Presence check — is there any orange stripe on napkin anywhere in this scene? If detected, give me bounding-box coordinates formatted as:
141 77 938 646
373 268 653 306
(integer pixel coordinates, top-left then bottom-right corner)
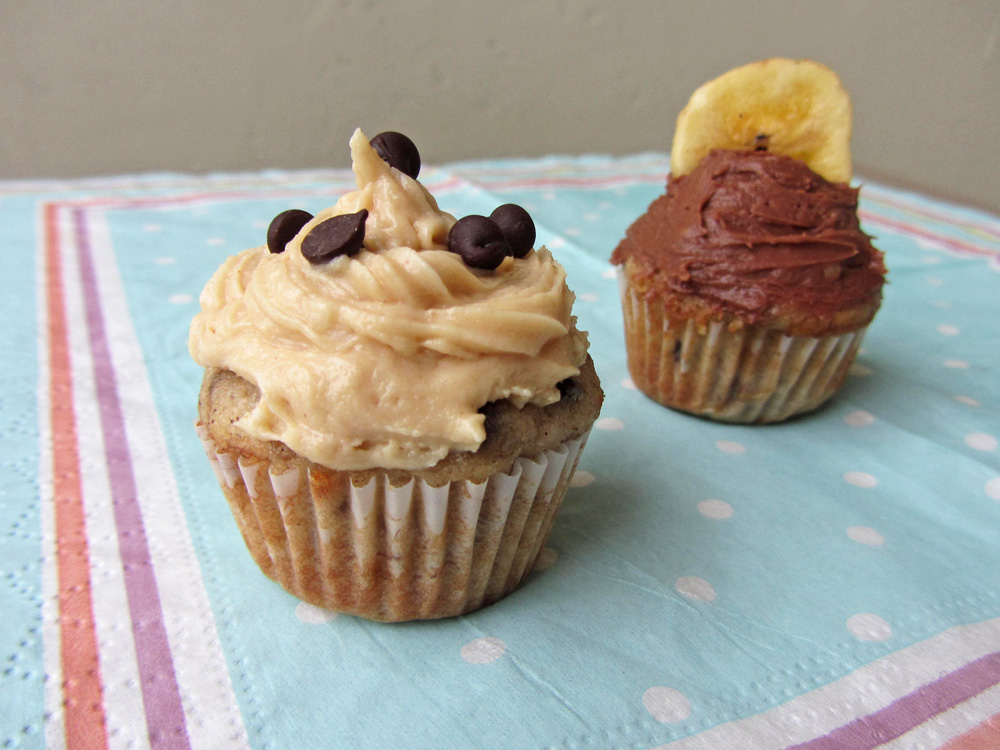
46 203 110 750
940 712 1000 750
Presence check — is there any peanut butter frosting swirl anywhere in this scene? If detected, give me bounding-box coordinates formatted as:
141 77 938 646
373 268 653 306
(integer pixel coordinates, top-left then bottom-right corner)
190 130 588 470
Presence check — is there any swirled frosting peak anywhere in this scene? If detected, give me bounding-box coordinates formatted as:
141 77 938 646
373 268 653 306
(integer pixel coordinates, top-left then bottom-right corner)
189 130 589 471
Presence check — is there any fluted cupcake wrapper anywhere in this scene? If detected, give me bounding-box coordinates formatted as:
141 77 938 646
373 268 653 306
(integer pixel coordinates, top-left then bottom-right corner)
196 425 589 621
619 277 866 424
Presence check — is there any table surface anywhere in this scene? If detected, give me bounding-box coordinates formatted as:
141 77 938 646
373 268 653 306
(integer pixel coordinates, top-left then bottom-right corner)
3 153 999 750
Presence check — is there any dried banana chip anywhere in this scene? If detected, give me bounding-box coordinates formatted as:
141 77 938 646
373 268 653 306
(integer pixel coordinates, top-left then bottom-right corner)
671 58 853 183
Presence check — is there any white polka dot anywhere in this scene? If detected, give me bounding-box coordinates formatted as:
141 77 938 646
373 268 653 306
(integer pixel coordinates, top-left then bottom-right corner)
844 410 876 427
716 441 746 455
582 212 599 222
847 526 884 546
850 363 874 377
675 576 715 602
847 613 892 642
922 255 942 265
985 477 1000 501
844 471 878 488
461 637 506 665
954 395 980 407
697 499 733 520
926 277 944 287
601 267 617 279
613 187 628 196
542 191 556 201
579 292 599 303
932 300 952 309
564 227 581 237
570 470 595 487
143 223 162 232
547 237 566 250
643 687 692 723
965 433 998 452
192 207 209 216
251 219 269 228
533 548 558 571
154 256 176 265
596 417 624 431
621 377 636 390
295 602 337 624
169 293 193 304
937 324 960 336
944 360 970 369
207 237 226 246
598 201 613 210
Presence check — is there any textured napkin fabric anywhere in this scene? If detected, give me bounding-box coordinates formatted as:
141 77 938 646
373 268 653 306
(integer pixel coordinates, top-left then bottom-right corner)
2 155 999 750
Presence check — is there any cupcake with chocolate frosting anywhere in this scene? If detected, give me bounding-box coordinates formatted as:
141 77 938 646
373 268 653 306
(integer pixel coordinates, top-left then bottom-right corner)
612 59 885 423
190 129 602 621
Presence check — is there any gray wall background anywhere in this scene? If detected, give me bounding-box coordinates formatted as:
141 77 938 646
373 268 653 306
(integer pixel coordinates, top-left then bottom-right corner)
2 1 998 213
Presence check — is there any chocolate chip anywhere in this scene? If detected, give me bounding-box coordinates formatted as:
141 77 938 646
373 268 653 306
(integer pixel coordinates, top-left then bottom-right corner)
490 204 535 258
448 215 510 270
557 377 581 401
301 210 368 264
266 209 314 254
370 131 421 179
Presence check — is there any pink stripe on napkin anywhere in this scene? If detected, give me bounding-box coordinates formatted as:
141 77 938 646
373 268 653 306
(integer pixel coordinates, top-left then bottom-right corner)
787 652 1000 749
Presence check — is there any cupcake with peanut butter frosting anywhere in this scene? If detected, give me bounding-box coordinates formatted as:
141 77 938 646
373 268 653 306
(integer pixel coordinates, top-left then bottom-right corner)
190 129 602 621
612 59 885 423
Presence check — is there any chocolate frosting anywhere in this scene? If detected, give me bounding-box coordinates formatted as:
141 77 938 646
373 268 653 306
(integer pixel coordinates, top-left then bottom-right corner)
611 149 885 322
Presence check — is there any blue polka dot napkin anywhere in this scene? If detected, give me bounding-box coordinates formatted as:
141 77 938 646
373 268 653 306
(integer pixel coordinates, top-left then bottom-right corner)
2 155 998 749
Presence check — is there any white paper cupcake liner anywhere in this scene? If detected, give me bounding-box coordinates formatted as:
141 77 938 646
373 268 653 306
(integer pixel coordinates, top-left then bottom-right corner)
620 280 866 423
196 425 589 621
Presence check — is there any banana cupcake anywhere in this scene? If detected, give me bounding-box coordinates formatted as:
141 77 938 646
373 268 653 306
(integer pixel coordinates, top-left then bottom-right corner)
612 59 885 423
190 129 602 621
